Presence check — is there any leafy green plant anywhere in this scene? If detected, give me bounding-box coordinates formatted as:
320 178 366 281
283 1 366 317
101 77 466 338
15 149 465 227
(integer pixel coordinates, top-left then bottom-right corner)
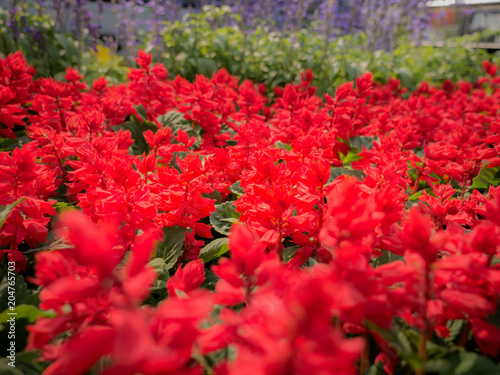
0 5 79 78
142 6 499 94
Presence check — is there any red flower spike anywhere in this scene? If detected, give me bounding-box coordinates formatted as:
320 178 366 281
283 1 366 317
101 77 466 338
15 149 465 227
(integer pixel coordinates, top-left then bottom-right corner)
482 60 498 77
57 210 122 279
42 326 115 375
228 224 266 276
401 208 438 265
167 259 205 298
470 318 500 357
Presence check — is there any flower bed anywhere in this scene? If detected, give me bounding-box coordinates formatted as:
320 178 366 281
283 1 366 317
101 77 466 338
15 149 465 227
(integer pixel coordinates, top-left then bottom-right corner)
0 50 500 374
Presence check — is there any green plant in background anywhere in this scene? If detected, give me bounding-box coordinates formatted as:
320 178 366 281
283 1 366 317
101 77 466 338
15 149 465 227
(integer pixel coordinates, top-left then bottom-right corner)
144 6 499 94
0 5 79 78
389 32 500 88
0 4 128 82
80 45 129 85
1 4 499 90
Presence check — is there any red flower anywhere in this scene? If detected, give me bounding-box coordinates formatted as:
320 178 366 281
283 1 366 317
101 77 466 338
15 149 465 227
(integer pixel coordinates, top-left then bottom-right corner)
167 259 205 298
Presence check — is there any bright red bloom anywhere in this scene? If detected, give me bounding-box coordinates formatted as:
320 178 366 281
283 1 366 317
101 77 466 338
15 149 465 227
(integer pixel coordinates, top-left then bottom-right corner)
167 259 205 298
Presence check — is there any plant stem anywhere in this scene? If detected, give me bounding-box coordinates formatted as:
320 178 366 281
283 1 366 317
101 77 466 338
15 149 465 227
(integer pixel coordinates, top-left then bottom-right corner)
416 331 427 375
412 162 425 195
458 321 471 348
460 177 469 201
416 265 431 375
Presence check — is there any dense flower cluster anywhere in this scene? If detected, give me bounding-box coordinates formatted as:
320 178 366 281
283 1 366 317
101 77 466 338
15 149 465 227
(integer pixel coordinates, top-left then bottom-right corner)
1 51 500 374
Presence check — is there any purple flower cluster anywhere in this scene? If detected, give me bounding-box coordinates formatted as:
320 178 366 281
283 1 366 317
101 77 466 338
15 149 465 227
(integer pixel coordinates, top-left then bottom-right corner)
358 0 430 48
8 0 101 46
218 0 430 48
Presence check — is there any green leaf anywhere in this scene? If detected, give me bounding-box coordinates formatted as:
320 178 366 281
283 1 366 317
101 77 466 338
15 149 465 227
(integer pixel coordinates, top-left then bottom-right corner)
134 103 148 122
0 198 26 230
491 255 500 267
148 258 170 293
443 320 466 345
372 250 404 268
157 110 187 129
197 58 218 76
0 304 53 325
470 165 500 191
154 226 186 269
396 67 414 88
364 320 422 369
0 134 31 151
112 121 157 156
340 149 361 164
365 361 386 375
148 258 171 282
203 190 222 205
283 245 300 263
408 190 424 201
0 305 53 360
53 201 70 211
425 350 500 375
0 362 23 375
229 181 245 196
11 350 49 374
0 274 31 312
350 136 375 151
210 202 240 236
274 141 292 151
345 62 359 81
19 292 41 308
201 268 219 291
488 303 500 329
199 238 229 263
170 152 187 173
328 167 365 183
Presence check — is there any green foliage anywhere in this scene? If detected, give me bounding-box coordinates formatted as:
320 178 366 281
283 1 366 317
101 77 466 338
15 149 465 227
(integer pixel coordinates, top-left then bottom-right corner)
283 245 301 263
157 110 188 129
0 272 48 361
425 350 500 375
142 6 499 95
0 198 26 230
134 103 149 122
229 181 245 197
201 268 219 291
0 362 23 375
6 350 49 375
146 227 188 300
442 320 466 346
372 250 404 268
154 226 186 269
0 5 79 77
0 6 127 81
199 238 229 263
112 120 157 156
471 165 500 191
365 361 386 375
329 166 365 183
79 45 129 85
147 257 171 296
0 130 30 151
364 319 423 370
0 304 51 325
3 4 497 89
0 274 34 313
210 202 240 236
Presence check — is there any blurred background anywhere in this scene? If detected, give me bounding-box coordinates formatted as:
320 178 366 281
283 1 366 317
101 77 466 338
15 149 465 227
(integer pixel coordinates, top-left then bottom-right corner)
1 0 499 91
